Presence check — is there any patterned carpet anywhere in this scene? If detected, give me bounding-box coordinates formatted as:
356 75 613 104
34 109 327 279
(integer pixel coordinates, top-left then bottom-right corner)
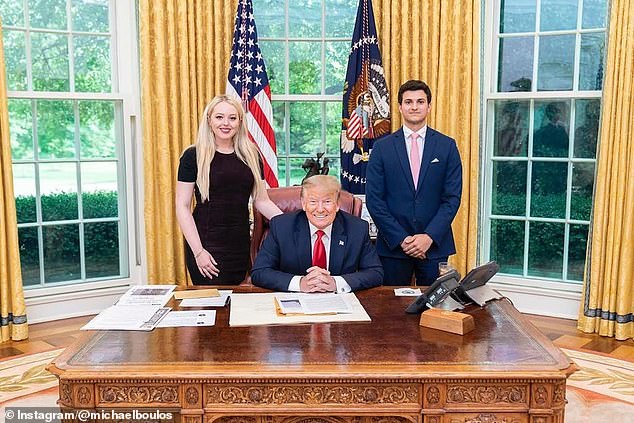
1 348 633 421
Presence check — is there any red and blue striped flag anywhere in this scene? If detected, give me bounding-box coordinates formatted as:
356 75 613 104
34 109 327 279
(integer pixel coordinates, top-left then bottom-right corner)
227 0 278 187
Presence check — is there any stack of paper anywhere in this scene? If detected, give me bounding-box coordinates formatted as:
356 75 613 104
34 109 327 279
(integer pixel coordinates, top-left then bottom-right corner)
178 290 232 307
81 285 176 331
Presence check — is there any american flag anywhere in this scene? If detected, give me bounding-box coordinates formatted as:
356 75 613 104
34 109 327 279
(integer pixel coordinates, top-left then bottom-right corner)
340 0 390 194
227 0 278 187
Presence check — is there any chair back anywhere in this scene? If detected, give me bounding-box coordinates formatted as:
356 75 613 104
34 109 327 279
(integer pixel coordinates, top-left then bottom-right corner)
250 186 363 265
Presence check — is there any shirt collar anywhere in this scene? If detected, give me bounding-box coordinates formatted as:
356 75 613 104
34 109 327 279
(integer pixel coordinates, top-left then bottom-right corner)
403 124 427 141
308 222 333 239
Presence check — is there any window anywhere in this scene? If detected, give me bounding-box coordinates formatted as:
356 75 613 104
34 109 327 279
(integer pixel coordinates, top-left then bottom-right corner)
483 0 607 287
1 0 137 289
253 0 358 186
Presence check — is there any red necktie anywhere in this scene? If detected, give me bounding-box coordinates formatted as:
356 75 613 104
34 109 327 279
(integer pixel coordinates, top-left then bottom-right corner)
312 230 327 269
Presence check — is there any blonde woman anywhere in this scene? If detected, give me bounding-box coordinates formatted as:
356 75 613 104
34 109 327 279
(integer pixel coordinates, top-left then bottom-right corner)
176 95 282 285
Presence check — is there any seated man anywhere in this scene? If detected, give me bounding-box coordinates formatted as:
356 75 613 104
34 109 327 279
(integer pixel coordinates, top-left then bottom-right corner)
251 175 383 292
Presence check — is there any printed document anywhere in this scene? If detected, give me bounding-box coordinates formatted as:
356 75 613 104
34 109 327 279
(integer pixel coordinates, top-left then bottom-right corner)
156 310 216 327
276 293 352 314
229 292 371 326
117 285 176 307
81 305 170 331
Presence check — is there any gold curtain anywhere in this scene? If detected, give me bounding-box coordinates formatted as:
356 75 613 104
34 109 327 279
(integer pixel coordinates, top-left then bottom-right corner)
373 0 481 276
0 20 28 342
577 0 634 340
139 0 237 285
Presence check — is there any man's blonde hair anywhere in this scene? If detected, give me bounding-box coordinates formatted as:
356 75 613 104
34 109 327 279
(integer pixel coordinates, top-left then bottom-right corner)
301 175 341 199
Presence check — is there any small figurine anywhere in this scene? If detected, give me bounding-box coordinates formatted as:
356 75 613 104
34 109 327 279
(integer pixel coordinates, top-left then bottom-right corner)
301 152 329 182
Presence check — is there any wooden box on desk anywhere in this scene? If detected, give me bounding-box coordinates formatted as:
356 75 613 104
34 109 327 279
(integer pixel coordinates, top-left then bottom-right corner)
419 307 475 335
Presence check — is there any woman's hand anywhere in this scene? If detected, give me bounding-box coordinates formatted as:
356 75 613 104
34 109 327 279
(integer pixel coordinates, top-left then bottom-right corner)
195 249 219 279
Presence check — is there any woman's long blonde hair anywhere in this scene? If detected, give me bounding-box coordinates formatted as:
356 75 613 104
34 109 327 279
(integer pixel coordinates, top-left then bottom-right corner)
194 95 263 202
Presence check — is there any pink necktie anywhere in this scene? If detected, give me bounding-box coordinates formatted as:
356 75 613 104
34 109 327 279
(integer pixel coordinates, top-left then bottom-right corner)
409 133 421 188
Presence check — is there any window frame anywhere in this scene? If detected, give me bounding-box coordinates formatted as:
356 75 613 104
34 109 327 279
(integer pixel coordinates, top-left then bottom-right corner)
256 0 354 186
4 0 143 299
480 0 606 293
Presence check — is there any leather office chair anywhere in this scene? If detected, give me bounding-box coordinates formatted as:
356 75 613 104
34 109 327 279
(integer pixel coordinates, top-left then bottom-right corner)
249 186 363 266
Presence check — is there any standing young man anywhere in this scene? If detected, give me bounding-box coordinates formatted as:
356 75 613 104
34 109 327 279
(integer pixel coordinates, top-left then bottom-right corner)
366 80 462 285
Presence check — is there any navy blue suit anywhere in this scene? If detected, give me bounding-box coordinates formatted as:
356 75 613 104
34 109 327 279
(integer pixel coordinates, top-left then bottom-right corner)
251 210 383 292
366 127 462 284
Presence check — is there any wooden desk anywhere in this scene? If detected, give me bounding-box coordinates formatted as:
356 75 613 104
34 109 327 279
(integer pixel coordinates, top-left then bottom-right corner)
49 287 576 423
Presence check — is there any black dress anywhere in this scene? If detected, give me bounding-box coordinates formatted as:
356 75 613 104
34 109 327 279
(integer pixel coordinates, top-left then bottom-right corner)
178 147 257 285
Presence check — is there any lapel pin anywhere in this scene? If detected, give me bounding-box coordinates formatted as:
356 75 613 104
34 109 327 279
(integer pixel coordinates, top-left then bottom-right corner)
339 240 345 246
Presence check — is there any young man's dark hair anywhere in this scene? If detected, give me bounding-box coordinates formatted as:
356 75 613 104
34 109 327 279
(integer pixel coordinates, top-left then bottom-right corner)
397 79 432 104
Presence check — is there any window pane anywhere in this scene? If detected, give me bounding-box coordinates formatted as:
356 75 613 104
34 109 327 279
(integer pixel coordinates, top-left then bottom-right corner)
43 224 80 283
37 100 75 159
13 164 37 224
2 29 27 90
289 157 307 186
18 227 40 286
570 162 594 221
528 221 564 278
72 0 110 32
325 156 339 179
500 0 536 33
533 100 570 157
573 99 600 158
537 35 575 91
85 221 120 278
579 33 605 91
8 99 33 159
29 0 67 30
531 161 567 219
253 0 285 38
0 0 24 26
325 41 348 95
492 162 527 216
288 0 322 38
74 35 112 92
326 102 341 156
497 37 533 92
289 41 322 94
325 0 357 37
490 219 525 275
277 158 287 186
81 162 118 219
582 0 607 29
568 223 589 281
79 100 115 158
540 0 578 31
31 32 70 91
272 101 286 155
259 41 285 94
40 163 78 221
493 100 529 156
289 102 322 155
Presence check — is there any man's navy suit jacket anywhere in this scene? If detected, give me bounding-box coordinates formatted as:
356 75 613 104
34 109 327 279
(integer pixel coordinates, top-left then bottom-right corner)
366 127 462 259
250 210 384 292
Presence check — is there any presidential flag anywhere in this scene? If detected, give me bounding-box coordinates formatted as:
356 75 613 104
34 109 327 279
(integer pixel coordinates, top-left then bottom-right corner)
227 0 278 187
340 0 391 194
